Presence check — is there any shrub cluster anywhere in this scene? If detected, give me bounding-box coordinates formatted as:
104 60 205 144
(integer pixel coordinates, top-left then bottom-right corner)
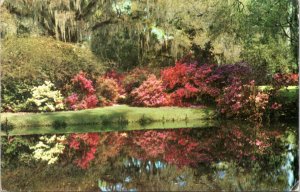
65 72 98 110
26 81 64 112
2 53 297 121
130 75 169 107
216 79 270 120
272 73 298 89
95 77 120 106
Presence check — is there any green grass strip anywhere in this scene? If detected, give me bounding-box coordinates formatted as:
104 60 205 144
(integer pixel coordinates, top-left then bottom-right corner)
1 105 216 135
257 86 298 103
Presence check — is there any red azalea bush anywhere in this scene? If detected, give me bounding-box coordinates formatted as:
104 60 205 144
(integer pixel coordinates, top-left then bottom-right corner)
272 73 298 89
193 64 221 97
95 77 120 106
161 61 220 106
130 75 169 107
68 133 100 169
65 71 98 110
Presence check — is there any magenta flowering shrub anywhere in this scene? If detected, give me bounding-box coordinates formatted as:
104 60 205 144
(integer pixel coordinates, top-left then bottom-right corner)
71 71 96 95
216 78 270 121
65 72 98 110
193 64 221 97
130 75 169 107
216 78 245 117
65 93 78 108
271 102 282 110
212 63 252 87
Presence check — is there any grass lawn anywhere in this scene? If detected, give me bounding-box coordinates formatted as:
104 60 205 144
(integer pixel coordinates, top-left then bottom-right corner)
1 105 216 135
258 86 298 103
1 86 297 136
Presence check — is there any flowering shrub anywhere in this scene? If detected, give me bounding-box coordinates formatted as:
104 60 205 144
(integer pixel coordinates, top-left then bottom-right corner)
71 71 96 94
216 79 269 121
272 73 298 89
123 68 151 94
30 135 66 165
65 72 98 110
130 75 169 107
68 133 99 169
95 77 119 106
132 129 212 167
161 61 220 106
193 64 221 97
271 102 282 110
104 70 125 94
212 63 252 87
26 81 64 112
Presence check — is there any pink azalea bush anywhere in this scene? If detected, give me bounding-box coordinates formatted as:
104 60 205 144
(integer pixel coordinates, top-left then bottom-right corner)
216 78 270 121
130 75 169 107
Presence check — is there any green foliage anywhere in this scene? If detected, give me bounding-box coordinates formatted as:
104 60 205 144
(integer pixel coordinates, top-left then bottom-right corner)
2 0 297 75
26 81 64 112
1 136 33 167
1 36 104 91
0 6 17 38
1 80 33 112
241 38 296 82
208 0 298 78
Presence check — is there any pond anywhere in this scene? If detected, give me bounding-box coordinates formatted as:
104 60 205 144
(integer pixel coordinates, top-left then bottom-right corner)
1 121 298 191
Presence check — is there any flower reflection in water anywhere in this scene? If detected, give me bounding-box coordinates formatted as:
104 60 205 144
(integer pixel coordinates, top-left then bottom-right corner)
1 122 298 191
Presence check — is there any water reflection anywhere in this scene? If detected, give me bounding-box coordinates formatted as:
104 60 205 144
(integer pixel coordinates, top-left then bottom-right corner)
1 121 298 191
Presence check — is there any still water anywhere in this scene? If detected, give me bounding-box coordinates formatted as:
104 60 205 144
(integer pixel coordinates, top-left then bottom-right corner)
1 121 298 191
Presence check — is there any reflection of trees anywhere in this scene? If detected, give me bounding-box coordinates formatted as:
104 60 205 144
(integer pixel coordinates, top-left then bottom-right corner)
210 123 283 164
14 124 283 170
130 129 212 167
2 123 297 191
97 124 284 168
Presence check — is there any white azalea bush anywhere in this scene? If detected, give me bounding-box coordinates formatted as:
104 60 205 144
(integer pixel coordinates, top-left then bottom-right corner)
30 135 66 165
26 81 64 112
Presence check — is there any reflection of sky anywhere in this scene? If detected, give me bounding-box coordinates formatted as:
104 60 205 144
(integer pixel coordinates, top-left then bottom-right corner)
281 144 296 190
124 157 166 171
151 26 174 43
112 0 131 14
218 171 226 179
175 175 187 187
99 179 137 192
